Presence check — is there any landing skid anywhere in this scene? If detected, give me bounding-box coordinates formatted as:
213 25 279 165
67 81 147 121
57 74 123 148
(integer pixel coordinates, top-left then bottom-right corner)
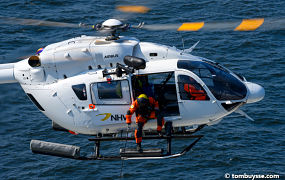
30 124 205 160
85 135 203 160
30 134 203 161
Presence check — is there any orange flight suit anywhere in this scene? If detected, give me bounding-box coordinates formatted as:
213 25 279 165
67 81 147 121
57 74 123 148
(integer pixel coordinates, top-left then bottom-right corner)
126 97 164 144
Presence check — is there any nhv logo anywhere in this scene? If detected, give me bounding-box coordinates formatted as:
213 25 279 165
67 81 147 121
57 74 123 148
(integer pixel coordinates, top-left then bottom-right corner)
96 113 111 121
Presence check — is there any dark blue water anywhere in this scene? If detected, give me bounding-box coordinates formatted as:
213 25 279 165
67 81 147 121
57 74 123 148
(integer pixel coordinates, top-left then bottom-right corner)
0 0 284 179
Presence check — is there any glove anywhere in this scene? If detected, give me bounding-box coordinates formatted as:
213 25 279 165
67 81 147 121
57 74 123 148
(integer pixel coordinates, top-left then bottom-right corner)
126 114 132 124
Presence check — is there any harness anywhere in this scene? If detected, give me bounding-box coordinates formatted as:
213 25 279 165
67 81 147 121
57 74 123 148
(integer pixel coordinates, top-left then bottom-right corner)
135 101 154 119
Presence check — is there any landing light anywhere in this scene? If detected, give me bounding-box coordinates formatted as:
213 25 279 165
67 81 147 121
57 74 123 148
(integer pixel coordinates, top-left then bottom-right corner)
123 55 146 70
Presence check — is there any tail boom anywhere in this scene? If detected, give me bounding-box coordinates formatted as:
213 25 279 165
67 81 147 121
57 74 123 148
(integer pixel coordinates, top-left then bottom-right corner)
0 63 17 84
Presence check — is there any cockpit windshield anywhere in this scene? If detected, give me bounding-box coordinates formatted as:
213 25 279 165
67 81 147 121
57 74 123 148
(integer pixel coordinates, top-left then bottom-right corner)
177 60 247 101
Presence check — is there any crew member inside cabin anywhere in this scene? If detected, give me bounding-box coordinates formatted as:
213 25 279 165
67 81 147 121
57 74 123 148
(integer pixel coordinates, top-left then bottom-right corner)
184 83 207 100
132 75 154 98
182 76 207 100
126 94 164 152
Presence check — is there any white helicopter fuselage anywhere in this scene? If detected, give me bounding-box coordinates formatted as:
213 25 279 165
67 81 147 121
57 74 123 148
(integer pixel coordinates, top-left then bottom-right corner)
0 35 265 135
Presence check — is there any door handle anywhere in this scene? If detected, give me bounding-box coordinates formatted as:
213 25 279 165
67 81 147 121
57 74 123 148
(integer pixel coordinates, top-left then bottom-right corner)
82 108 98 112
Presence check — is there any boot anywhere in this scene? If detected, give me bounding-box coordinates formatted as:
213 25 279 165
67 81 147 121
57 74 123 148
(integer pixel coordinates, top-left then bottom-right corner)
136 143 143 153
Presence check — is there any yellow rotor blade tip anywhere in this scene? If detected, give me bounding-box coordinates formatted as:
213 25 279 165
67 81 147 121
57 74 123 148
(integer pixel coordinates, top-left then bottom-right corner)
235 18 264 31
116 5 150 14
177 22 204 31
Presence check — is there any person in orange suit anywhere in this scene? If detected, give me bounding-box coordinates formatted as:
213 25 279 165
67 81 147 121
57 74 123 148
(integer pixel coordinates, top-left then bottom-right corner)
184 84 207 100
126 94 164 152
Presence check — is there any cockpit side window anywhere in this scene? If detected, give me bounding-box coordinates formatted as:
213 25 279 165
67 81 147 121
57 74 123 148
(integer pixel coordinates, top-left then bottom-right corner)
178 75 209 101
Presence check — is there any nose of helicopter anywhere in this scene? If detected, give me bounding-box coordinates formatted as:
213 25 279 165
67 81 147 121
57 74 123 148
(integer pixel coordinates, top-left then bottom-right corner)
245 82 265 103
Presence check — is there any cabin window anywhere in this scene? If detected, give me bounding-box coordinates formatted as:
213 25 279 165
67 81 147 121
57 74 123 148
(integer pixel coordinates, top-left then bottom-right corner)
91 80 131 105
149 53 157 57
97 81 122 99
178 75 209 101
72 84 87 100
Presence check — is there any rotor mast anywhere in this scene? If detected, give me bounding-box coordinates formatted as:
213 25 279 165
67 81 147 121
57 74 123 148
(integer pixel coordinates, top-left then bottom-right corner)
95 19 130 40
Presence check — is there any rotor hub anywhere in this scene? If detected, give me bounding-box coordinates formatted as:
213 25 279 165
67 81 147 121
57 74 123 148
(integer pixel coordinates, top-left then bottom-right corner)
97 19 130 41
102 19 123 27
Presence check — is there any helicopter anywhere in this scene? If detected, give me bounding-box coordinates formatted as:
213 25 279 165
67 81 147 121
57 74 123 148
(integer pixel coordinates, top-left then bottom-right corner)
0 7 266 160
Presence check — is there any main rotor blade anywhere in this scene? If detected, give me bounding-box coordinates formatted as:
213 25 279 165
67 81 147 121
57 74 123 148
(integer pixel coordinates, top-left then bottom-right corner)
0 16 93 29
142 18 285 31
116 5 150 14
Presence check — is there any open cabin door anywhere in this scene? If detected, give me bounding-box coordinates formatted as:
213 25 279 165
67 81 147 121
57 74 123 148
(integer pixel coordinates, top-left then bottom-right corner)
175 70 220 125
131 72 180 118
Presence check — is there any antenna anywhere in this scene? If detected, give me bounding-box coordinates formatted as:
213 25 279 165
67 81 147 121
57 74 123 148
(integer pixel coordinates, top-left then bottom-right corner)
182 38 185 51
